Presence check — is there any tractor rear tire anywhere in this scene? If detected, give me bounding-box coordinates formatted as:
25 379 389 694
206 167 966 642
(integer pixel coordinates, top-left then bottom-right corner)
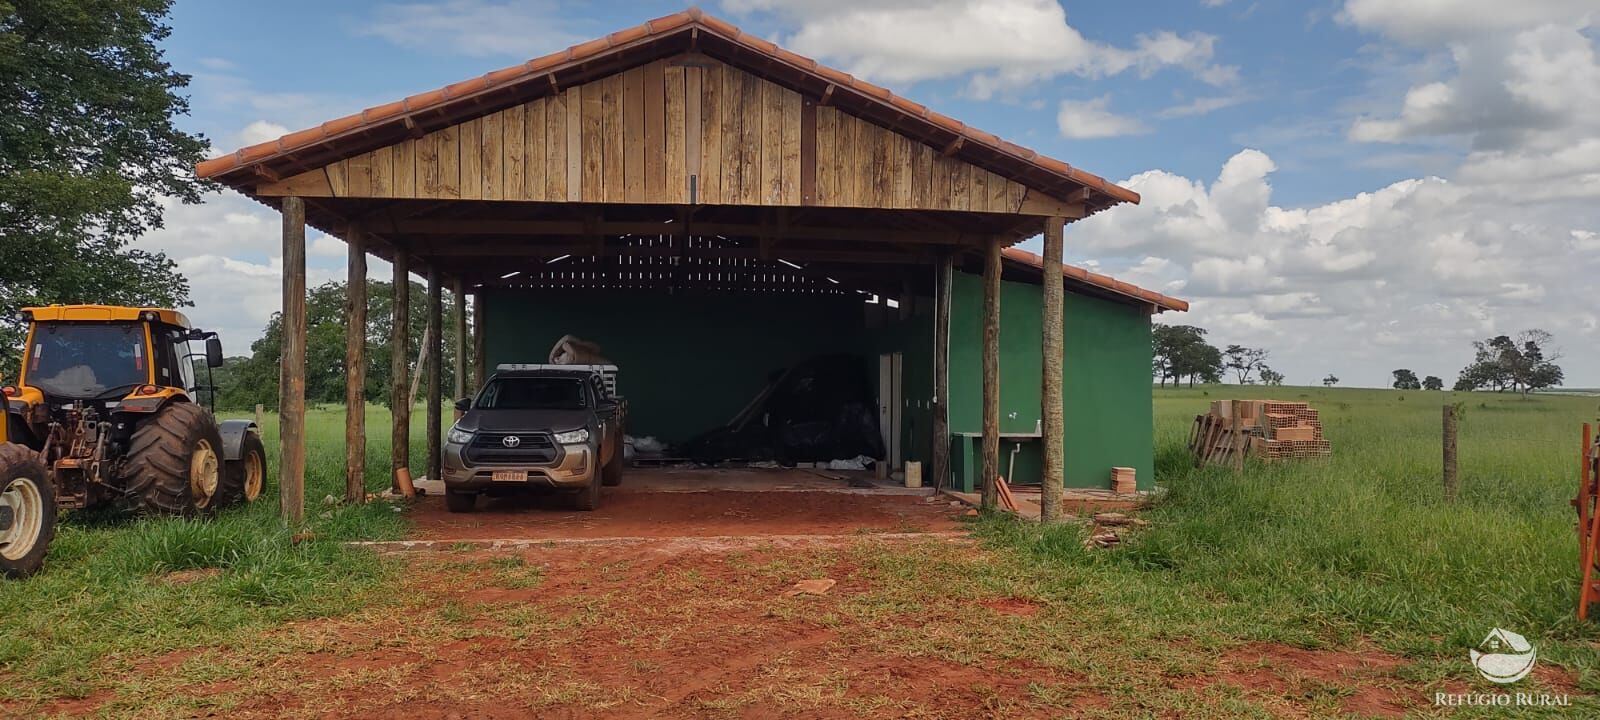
220 430 267 507
122 403 227 516
0 443 55 579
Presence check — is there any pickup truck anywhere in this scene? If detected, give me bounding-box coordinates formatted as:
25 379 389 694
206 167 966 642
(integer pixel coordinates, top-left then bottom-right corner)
442 364 626 512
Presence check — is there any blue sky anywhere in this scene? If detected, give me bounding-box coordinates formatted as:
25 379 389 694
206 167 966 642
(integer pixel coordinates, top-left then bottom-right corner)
143 1 1600 387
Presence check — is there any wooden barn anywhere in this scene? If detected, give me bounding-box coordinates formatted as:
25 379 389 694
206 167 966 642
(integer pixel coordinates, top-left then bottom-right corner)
196 8 1187 520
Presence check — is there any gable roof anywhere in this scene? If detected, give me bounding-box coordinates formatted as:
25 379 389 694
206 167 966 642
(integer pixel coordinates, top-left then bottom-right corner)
195 7 1138 211
1003 248 1189 312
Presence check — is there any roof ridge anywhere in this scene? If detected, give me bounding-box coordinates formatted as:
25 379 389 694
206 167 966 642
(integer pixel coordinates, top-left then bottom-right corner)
195 8 1138 205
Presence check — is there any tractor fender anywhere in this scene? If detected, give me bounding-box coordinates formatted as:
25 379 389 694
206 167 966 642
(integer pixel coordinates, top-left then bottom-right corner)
217 420 259 462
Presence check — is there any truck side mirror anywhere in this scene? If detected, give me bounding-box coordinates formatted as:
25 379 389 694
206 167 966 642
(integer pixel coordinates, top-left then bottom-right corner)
453 397 472 412
205 337 224 368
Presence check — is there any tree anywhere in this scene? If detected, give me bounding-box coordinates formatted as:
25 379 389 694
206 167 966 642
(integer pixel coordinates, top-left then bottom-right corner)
1322 374 1339 387
1423 375 1443 391
1153 324 1224 388
1391 369 1421 390
1258 366 1285 386
1223 345 1269 384
1453 329 1564 396
0 0 210 372
222 280 472 410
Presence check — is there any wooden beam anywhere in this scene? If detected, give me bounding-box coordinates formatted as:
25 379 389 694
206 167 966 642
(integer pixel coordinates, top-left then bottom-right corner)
426 267 444 482
344 228 368 504
452 277 466 402
382 218 972 245
434 244 932 267
941 137 964 157
819 84 836 106
390 247 411 490
1040 216 1065 522
930 251 952 491
981 236 1001 510
279 196 307 525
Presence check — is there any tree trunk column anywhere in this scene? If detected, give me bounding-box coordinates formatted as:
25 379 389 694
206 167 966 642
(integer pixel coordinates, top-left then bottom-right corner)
278 196 307 525
472 292 487 393
344 228 367 503
1040 217 1065 522
452 278 466 402
929 253 952 491
426 268 444 482
390 249 410 490
981 236 1002 509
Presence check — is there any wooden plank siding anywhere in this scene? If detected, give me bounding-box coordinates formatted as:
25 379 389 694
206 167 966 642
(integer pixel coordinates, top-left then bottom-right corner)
255 57 1063 215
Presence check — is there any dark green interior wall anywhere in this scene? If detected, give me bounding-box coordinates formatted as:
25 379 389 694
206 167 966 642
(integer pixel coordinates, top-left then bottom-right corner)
481 289 872 445
946 272 1154 490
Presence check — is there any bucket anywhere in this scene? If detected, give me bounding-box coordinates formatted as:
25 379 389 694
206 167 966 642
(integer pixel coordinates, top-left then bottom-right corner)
904 461 923 489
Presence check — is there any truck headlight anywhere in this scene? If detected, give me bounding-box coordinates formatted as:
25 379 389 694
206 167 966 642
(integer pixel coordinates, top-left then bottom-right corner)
553 428 589 444
447 427 473 444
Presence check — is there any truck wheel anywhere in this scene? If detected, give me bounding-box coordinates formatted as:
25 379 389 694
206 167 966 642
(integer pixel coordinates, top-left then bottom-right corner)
220 431 267 506
122 403 227 516
602 433 624 487
571 472 602 511
445 490 478 513
0 444 55 579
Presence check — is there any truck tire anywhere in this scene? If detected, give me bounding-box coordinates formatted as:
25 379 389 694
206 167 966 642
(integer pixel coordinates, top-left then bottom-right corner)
601 433 624 487
122 403 227 516
571 472 601 511
445 490 478 513
220 430 267 506
0 443 55 579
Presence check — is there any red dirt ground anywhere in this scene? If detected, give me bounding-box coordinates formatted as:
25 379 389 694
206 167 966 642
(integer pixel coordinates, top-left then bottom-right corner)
408 488 963 540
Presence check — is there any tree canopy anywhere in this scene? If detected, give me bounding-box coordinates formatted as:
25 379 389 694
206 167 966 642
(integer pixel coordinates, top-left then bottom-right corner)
1391 369 1421 390
1153 324 1223 387
1453 330 1564 396
0 0 208 373
217 280 472 411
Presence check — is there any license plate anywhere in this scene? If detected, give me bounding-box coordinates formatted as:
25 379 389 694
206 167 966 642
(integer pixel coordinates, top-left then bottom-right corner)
491 470 527 482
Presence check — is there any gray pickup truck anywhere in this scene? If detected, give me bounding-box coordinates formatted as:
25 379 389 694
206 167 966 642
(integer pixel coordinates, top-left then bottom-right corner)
442 364 626 512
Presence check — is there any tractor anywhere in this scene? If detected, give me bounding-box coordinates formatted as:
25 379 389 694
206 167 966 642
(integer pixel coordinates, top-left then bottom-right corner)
0 402 52 578
0 305 267 576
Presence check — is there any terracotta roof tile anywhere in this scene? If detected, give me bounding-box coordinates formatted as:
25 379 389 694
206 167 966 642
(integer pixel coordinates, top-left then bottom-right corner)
195 8 1140 210
1001 247 1187 312
362 101 406 123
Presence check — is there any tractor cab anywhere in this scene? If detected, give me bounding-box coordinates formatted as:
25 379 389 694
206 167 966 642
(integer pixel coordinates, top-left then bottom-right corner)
2 305 262 516
7 305 222 418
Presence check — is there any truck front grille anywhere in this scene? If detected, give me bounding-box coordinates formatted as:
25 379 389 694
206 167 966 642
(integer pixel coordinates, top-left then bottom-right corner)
465 432 558 465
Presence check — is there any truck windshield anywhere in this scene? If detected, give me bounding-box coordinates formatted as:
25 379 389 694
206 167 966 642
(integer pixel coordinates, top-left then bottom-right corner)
477 377 588 410
26 322 149 398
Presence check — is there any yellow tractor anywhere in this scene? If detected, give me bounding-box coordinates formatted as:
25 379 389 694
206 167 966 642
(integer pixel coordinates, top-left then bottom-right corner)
1 306 267 574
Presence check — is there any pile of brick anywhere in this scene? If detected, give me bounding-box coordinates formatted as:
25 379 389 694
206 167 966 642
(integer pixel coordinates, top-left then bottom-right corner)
1188 400 1331 465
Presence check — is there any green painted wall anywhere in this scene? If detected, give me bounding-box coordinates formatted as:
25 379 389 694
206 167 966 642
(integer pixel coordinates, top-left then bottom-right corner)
482 289 873 445
947 272 1154 490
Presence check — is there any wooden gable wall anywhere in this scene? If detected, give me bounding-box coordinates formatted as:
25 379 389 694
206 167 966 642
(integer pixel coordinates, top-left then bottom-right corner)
257 57 1075 216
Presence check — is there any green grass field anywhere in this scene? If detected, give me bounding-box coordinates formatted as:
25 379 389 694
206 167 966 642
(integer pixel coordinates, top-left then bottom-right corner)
2 389 1598 715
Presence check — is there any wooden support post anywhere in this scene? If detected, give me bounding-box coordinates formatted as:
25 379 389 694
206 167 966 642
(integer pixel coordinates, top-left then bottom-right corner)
980 236 1002 509
472 291 486 393
1231 401 1245 472
929 253 953 491
1443 404 1458 502
278 196 307 525
426 267 443 482
390 249 410 490
452 277 466 402
344 229 368 503
254 404 264 429
1040 217 1065 522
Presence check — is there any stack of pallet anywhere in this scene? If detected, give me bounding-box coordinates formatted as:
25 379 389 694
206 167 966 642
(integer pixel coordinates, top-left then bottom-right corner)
1187 400 1331 465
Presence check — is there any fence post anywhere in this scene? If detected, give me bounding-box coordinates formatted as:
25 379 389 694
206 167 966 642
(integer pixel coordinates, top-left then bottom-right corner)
254 403 264 429
1443 404 1459 502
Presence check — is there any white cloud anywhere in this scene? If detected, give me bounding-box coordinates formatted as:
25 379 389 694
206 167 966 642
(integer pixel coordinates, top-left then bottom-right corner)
1156 94 1248 118
1339 0 1596 43
360 0 588 57
1056 96 1149 139
1067 148 1600 386
721 0 1237 97
236 120 289 148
